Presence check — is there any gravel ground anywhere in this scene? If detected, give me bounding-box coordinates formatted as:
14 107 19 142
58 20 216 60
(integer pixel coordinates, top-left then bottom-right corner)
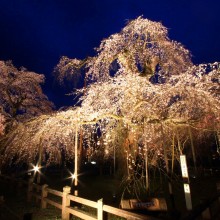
0 179 61 220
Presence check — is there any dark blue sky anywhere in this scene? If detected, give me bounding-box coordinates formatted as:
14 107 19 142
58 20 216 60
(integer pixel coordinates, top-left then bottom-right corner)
0 0 220 107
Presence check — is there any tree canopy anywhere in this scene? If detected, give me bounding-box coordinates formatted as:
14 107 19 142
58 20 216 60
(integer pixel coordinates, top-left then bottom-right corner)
1 17 220 187
1 109 78 166
0 60 54 123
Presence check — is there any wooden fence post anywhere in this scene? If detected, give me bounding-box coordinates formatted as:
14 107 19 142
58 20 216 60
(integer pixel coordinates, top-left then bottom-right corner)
97 198 103 220
62 186 71 220
41 184 48 209
27 177 34 202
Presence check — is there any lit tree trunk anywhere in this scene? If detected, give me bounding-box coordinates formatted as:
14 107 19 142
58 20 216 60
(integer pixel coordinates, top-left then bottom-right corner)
74 124 78 196
113 145 116 176
145 145 149 191
161 124 175 210
188 126 197 174
37 143 42 184
125 139 130 177
171 133 175 173
78 128 83 172
143 118 149 191
216 131 220 152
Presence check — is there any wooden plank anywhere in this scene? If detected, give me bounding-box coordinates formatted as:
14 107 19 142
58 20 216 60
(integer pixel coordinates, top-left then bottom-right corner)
68 194 97 208
103 204 159 220
44 198 62 209
46 188 63 197
66 207 96 220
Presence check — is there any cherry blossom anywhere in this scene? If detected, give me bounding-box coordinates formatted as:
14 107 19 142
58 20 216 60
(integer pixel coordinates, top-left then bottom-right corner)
1 18 219 191
0 60 54 123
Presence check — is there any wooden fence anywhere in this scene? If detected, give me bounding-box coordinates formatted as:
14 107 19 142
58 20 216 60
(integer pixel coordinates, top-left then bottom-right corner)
0 174 159 220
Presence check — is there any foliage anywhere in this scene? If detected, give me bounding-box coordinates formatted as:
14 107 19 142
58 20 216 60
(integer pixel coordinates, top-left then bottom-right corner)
1 109 80 166
2 17 220 198
53 56 88 90
86 16 192 81
0 60 54 123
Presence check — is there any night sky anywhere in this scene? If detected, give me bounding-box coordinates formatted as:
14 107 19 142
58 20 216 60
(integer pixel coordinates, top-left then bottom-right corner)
0 0 220 108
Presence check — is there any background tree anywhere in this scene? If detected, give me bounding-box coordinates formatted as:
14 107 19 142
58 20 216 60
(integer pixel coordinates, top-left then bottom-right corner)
0 60 54 126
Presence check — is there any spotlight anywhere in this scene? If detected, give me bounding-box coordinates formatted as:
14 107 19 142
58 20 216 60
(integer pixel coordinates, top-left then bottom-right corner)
33 165 40 172
71 173 76 180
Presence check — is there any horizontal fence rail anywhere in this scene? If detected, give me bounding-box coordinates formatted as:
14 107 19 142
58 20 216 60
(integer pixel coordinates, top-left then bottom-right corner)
0 175 159 220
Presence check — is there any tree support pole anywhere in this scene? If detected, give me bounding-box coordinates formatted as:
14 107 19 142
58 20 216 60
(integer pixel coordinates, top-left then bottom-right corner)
74 123 78 196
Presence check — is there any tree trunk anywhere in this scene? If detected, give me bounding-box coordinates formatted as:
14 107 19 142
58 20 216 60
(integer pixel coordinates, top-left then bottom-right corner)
188 126 197 174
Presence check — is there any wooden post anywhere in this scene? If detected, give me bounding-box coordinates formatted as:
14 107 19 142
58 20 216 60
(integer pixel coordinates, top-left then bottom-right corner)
41 184 48 209
27 177 34 202
62 186 71 220
74 124 78 196
97 198 103 220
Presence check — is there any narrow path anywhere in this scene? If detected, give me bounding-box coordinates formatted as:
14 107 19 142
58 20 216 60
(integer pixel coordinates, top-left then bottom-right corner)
0 179 61 220
0 203 21 220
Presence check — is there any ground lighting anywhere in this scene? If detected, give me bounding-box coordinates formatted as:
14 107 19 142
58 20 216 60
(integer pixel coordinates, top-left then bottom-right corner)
71 173 76 180
33 164 40 172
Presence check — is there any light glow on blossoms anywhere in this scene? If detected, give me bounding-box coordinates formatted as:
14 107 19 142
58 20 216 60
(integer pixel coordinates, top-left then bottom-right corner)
0 60 54 121
2 109 81 165
1 17 220 196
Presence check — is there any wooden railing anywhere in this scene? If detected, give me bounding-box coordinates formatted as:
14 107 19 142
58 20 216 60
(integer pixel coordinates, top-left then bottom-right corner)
2 174 220 220
0 174 159 220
